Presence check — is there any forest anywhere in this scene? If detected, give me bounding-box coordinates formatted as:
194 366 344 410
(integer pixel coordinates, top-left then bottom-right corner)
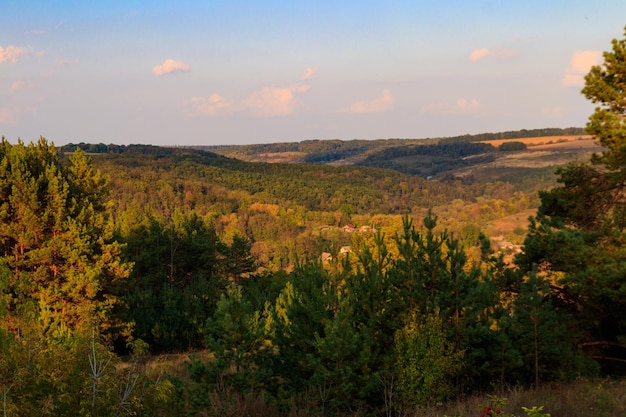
1 27 626 417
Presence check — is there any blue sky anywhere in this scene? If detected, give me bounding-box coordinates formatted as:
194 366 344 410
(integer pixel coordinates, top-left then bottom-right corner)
1 1 625 146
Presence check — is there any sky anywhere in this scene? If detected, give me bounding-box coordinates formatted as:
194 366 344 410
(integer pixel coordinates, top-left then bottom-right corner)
1 1 625 147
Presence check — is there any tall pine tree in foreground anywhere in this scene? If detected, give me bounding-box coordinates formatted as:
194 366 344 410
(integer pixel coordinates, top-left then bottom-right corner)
516 26 626 374
0 139 176 415
0 138 131 337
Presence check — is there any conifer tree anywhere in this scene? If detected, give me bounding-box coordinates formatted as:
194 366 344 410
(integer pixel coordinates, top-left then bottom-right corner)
517 26 626 373
507 271 571 386
0 138 130 337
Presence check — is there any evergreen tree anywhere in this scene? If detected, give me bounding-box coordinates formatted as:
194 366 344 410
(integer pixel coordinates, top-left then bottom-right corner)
387 214 505 391
120 208 258 352
0 138 130 337
506 270 575 385
199 283 274 394
0 140 172 415
394 312 463 407
516 26 626 373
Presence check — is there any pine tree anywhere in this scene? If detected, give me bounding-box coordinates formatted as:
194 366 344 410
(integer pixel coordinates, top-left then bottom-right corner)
516 27 626 373
394 312 463 407
0 139 130 337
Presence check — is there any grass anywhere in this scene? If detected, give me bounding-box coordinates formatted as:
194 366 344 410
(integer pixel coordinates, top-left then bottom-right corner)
414 379 626 417
167 377 626 417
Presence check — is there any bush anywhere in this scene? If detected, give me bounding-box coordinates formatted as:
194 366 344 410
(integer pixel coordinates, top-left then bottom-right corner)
498 141 527 151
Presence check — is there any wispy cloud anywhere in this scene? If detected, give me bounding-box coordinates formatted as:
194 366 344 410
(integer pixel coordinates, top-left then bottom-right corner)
561 50 602 87
542 106 563 118
341 90 395 114
58 58 80 66
302 67 318 80
469 47 516 62
0 106 34 124
188 70 315 117
188 94 235 116
421 97 481 115
0 45 28 64
9 80 38 94
152 59 190 76
0 108 16 124
24 22 64 36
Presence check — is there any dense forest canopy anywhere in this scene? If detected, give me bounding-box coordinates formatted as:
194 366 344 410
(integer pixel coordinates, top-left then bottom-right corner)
1 27 626 416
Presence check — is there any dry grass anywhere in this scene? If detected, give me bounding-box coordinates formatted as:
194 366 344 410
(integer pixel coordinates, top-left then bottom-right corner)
453 137 602 180
480 135 593 148
416 379 626 417
230 151 308 164
162 374 626 417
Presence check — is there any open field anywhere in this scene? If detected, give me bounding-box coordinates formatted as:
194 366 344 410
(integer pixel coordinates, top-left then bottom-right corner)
453 137 603 177
252 151 307 163
480 135 593 147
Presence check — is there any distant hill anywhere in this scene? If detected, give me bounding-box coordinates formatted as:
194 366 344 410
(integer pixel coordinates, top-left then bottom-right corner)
200 127 583 160
58 129 601 271
62 127 598 187
196 127 594 181
60 143 472 214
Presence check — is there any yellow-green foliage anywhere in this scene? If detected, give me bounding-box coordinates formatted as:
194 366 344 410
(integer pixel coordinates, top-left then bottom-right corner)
394 312 464 407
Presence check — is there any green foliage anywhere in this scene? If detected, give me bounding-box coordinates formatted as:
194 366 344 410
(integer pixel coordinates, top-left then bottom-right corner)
516 26 626 376
505 271 576 385
0 138 131 337
537 162 614 230
478 395 551 417
388 214 511 391
0 322 174 416
359 142 496 177
521 406 551 417
394 312 463 407
270 261 371 412
0 119 604 415
119 210 257 352
498 141 527 151
203 283 274 393
582 26 626 173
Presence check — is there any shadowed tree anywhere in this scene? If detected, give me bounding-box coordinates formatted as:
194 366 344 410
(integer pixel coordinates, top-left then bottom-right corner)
516 26 626 374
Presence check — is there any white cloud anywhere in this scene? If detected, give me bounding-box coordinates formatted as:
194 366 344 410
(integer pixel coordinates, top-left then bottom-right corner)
188 94 235 116
0 45 28 64
561 50 602 87
152 59 190 76
188 85 310 117
342 90 395 114
469 47 516 62
188 69 315 117
243 84 310 117
421 97 481 115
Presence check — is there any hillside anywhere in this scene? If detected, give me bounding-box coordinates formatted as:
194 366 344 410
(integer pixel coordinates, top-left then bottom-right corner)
60 130 603 272
205 128 596 183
